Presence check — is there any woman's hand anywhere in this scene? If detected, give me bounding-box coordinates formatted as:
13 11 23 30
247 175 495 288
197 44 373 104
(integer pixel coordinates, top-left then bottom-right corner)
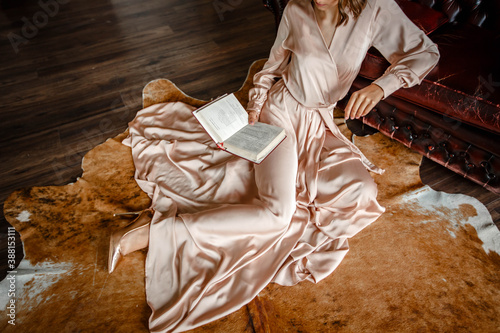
344 84 384 120
248 110 260 125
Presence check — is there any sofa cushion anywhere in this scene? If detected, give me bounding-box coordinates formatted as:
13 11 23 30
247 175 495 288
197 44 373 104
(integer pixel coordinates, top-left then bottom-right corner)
395 0 449 34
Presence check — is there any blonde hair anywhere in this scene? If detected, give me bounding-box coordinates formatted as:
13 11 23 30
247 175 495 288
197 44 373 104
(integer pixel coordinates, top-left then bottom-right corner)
338 0 368 26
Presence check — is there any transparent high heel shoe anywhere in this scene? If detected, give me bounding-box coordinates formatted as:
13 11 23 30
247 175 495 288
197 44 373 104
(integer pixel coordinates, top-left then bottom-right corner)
108 208 153 274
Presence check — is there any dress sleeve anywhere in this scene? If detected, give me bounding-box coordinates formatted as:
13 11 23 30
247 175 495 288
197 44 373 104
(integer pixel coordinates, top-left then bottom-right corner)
247 6 292 113
370 0 440 99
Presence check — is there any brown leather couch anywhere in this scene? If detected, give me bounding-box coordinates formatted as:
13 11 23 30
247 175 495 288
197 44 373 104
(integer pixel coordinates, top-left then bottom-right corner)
262 0 500 194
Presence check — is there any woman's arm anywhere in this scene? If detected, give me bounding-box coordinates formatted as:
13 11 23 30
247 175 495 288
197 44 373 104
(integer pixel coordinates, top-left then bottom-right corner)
247 6 292 124
345 0 440 119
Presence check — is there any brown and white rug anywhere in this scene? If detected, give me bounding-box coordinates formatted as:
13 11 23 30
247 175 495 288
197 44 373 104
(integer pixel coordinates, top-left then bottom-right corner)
2 60 500 332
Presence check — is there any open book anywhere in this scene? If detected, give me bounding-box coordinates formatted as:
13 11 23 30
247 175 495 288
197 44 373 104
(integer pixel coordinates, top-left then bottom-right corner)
193 93 286 164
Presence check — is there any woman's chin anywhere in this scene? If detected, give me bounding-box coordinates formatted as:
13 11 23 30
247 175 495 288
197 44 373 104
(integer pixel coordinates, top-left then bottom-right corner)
314 3 331 11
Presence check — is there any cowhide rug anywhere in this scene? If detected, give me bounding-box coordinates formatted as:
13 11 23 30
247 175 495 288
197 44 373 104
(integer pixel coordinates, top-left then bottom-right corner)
2 60 500 332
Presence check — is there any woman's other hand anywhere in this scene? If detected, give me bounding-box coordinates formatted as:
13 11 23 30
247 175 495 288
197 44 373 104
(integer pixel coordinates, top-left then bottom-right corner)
344 84 384 120
248 110 259 125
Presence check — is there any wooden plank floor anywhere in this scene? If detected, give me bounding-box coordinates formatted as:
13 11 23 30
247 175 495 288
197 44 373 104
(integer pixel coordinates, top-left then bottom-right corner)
1 0 498 288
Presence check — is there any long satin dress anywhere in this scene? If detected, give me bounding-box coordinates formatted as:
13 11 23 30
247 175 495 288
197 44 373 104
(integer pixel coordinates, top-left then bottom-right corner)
123 0 440 331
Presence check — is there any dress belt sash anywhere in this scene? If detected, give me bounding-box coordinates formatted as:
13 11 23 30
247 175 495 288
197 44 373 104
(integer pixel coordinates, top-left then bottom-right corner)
316 106 385 175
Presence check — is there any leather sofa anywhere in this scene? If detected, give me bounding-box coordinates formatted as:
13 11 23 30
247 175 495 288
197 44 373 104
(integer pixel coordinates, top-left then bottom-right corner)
262 0 500 194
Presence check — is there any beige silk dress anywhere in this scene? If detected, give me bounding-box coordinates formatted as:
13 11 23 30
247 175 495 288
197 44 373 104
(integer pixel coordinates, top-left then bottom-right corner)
123 0 440 331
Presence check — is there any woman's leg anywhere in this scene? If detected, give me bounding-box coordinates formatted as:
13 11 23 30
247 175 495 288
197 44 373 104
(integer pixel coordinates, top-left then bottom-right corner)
177 107 299 246
108 210 153 273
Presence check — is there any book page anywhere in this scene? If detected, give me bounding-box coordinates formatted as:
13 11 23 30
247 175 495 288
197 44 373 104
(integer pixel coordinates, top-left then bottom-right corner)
194 94 248 142
224 122 286 162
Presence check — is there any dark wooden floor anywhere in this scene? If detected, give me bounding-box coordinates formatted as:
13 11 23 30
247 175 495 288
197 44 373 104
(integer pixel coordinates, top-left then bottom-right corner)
0 0 498 282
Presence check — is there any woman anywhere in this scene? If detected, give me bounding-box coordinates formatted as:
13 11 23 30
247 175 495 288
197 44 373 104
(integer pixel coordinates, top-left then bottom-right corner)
110 0 439 331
